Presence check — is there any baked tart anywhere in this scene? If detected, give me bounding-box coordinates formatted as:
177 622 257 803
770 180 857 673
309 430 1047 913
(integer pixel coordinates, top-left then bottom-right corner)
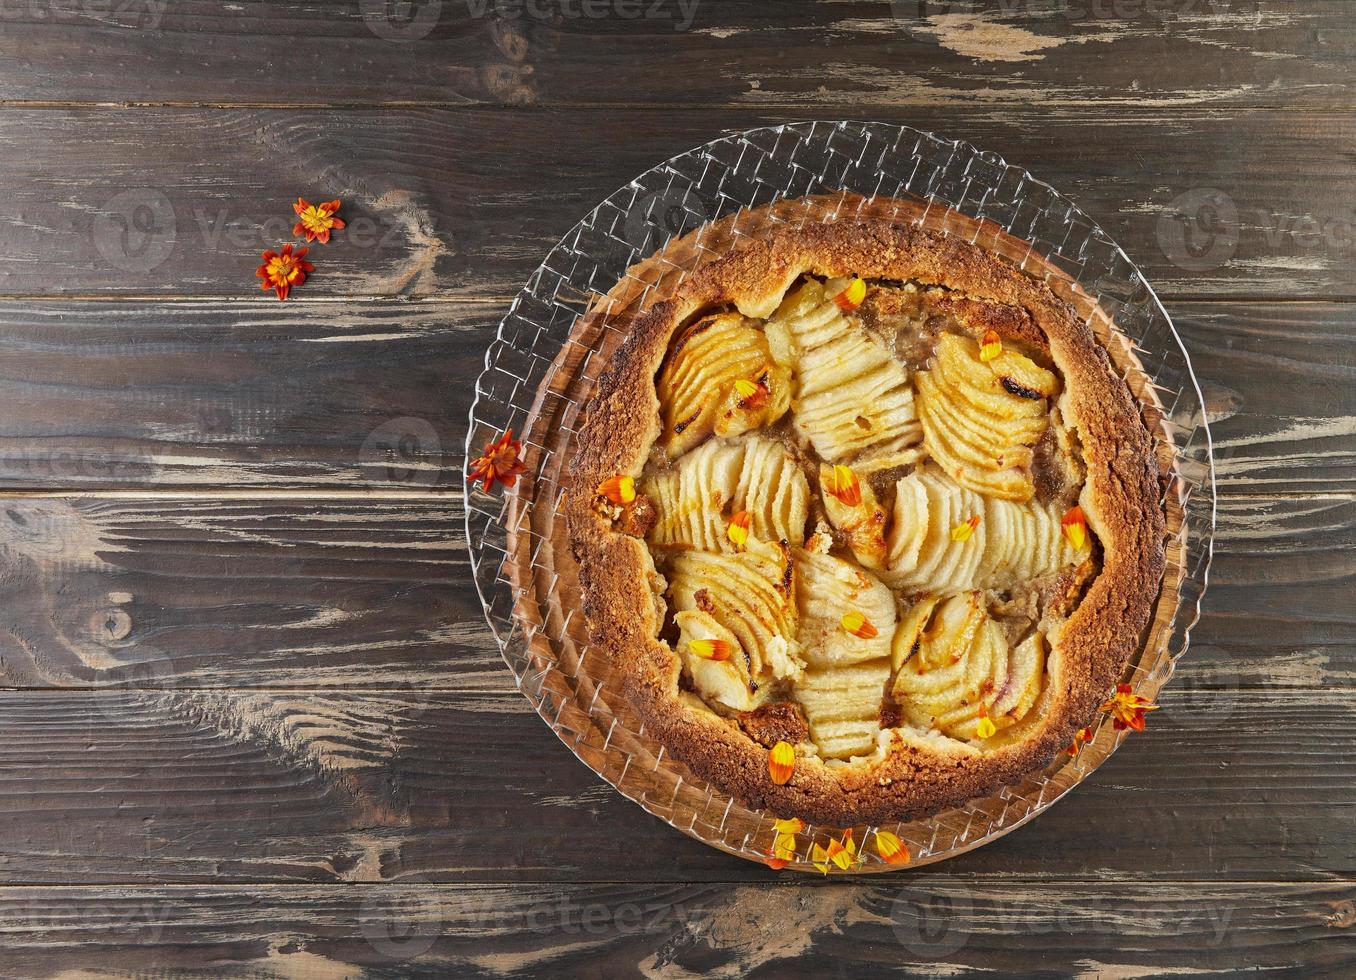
564 206 1166 826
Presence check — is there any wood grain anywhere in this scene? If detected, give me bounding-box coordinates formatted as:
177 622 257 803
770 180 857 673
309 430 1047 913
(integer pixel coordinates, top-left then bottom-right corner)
0 882 1351 978
0 493 1347 691
0 299 1346 491
0 108 1351 299
0 687 1349 884
0 1 1350 111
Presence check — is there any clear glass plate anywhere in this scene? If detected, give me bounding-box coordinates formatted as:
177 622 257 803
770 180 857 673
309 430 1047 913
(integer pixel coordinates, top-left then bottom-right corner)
465 121 1215 873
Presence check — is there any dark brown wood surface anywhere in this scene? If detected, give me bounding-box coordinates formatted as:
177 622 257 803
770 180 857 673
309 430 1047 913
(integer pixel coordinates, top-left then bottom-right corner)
1 2 1351 976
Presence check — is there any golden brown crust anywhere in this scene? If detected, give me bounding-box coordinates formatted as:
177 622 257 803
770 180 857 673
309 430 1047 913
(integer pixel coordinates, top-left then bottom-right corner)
563 201 1166 826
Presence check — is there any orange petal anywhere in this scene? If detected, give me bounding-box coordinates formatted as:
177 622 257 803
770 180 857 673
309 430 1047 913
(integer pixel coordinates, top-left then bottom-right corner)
875 830 911 865
733 377 769 409
840 610 879 640
824 464 862 506
597 474 636 505
979 329 1002 363
727 510 752 547
688 639 732 662
1062 505 1089 550
810 842 831 873
950 515 981 542
833 277 867 312
763 851 791 871
975 714 997 739
768 740 795 785
772 817 805 835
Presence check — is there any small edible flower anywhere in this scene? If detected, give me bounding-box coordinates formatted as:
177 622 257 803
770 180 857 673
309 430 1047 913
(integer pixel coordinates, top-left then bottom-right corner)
256 243 314 301
466 428 525 493
1100 683 1159 732
292 198 345 244
1065 725 1093 756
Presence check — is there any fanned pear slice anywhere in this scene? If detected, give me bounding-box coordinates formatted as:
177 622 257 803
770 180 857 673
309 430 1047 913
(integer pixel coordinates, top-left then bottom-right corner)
667 540 798 685
818 462 888 570
644 436 809 551
916 333 1059 501
885 467 1085 593
795 549 896 669
673 609 760 712
797 658 891 760
767 279 922 464
657 312 790 457
891 595 1048 742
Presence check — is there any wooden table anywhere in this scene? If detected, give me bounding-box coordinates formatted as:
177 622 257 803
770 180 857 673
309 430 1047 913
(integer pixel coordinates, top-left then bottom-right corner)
0 3 1351 976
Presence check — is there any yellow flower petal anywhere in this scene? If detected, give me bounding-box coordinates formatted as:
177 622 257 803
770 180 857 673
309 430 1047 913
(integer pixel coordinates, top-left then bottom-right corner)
979 329 1002 362
768 740 795 785
597 474 636 505
950 515 981 542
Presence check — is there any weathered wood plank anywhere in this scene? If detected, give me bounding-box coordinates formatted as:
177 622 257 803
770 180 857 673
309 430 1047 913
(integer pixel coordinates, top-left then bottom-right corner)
0 299 1347 491
0 1 1350 111
0 881 1350 978
0 688 1349 884
0 108 1351 299
0 493 1347 691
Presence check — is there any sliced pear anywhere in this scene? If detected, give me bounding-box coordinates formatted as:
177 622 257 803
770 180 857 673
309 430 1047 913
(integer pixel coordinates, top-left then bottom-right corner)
643 436 809 552
673 609 760 712
796 550 896 669
796 657 891 759
657 312 789 456
891 596 939 671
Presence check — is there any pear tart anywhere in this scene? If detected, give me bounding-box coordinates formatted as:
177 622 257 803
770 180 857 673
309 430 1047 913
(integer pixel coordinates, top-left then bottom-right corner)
565 217 1165 826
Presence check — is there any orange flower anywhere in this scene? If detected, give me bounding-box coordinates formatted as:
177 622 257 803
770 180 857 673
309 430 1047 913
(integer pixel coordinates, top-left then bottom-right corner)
727 510 752 548
833 277 867 312
688 639 733 662
823 464 862 507
1062 505 1090 550
596 474 636 505
768 740 795 785
256 243 314 301
975 704 996 740
292 198 346 244
840 610 879 640
1100 683 1159 732
1065 725 1093 756
979 329 1002 362
466 428 525 493
875 830 910 866
950 515 981 542
734 377 770 410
